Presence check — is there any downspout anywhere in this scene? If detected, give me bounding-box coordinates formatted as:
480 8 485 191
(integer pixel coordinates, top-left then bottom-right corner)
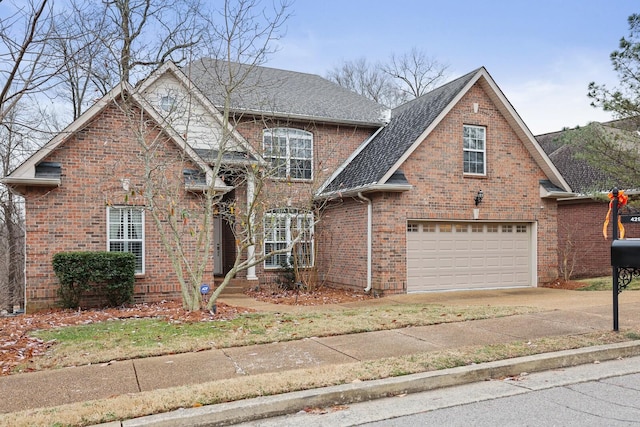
357 192 372 293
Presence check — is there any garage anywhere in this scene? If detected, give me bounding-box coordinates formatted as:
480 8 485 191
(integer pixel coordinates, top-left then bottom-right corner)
406 221 533 292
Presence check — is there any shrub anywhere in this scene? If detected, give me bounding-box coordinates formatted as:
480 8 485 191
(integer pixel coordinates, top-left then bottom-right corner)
52 252 136 309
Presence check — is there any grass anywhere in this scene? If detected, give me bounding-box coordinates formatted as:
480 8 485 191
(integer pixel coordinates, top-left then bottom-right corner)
5 298 639 426
577 276 640 291
3 330 638 427
30 304 539 370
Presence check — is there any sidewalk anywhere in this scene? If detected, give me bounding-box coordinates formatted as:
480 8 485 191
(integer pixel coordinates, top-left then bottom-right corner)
1 288 640 423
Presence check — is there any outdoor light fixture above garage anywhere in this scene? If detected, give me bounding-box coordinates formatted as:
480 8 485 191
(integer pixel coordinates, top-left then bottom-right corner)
474 189 484 206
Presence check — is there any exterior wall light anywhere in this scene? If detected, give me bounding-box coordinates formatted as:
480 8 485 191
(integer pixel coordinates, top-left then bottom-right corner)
474 189 483 206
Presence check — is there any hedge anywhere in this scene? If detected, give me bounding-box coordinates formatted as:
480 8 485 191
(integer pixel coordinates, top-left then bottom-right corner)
52 251 136 309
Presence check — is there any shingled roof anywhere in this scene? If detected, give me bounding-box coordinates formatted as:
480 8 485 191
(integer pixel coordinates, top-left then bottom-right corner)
536 130 615 194
318 69 480 196
185 58 390 126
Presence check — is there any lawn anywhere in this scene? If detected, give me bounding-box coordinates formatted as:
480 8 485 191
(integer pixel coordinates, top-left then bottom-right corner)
30 304 538 370
577 275 640 291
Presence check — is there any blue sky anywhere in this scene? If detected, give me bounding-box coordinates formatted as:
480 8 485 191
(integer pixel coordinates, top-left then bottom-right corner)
268 1 638 134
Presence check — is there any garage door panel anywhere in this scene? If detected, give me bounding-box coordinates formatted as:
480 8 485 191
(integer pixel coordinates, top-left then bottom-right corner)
407 222 532 292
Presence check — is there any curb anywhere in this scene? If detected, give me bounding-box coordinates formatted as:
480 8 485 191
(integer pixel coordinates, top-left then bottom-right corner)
102 340 640 427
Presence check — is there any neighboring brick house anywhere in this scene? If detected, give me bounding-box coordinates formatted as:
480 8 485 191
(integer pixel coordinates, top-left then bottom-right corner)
4 61 571 310
537 120 640 279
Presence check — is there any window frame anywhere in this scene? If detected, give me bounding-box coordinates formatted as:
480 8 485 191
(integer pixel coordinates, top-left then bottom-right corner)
263 128 313 180
107 206 145 275
263 209 314 269
463 124 487 176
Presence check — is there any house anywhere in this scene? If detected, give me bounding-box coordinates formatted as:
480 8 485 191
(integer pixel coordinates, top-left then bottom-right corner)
3 60 571 311
537 119 640 279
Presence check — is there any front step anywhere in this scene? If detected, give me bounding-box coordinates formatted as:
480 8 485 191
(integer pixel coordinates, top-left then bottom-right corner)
214 278 253 295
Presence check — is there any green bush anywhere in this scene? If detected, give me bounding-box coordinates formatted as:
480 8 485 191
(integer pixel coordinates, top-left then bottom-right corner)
52 252 136 309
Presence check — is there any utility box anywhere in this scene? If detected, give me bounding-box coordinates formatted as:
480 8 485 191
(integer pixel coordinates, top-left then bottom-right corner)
611 239 640 268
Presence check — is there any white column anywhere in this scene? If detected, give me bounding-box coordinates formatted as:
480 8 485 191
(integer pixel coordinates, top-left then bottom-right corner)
246 172 258 281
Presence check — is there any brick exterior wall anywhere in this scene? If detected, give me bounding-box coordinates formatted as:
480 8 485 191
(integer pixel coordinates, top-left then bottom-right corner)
557 200 640 279
19 79 566 308
233 118 377 287
318 82 559 294
22 101 215 311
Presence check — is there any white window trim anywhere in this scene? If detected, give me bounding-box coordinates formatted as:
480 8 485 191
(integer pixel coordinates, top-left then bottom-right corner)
463 124 486 176
107 206 145 275
263 128 313 181
263 210 314 269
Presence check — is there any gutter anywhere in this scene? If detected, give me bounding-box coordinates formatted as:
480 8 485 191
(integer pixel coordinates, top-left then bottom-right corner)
1 177 61 187
316 183 413 201
357 192 372 293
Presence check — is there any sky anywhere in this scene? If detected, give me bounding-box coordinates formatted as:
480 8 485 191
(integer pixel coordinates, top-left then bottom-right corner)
266 0 638 135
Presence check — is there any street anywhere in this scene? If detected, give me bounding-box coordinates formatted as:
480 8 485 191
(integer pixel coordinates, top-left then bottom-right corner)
237 355 640 426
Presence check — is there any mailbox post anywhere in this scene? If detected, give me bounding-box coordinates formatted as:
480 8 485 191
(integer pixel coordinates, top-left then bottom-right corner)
610 188 640 331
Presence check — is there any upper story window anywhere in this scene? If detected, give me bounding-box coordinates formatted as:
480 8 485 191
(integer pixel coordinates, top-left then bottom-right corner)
263 128 313 180
107 207 145 274
463 125 486 175
160 95 176 112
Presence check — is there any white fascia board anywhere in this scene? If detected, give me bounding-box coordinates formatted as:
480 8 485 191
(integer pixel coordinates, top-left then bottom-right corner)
315 183 413 200
377 70 484 185
477 71 572 193
315 125 386 196
6 83 131 181
1 177 60 187
140 61 262 163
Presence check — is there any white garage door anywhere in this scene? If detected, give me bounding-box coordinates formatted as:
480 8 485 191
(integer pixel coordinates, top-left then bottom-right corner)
407 222 532 292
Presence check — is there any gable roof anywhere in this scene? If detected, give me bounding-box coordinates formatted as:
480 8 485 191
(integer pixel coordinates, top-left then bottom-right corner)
536 118 640 194
536 130 615 194
185 58 390 126
318 67 571 197
3 75 229 192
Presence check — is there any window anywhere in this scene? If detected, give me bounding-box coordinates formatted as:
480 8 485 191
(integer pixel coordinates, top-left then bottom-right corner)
263 128 313 180
264 210 314 268
502 225 513 233
463 125 486 175
455 224 468 233
107 207 144 274
439 224 452 232
516 225 527 233
407 223 419 233
472 224 483 233
160 95 176 112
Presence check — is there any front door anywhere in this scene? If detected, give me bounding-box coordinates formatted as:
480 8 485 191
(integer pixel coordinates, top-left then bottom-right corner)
213 215 223 275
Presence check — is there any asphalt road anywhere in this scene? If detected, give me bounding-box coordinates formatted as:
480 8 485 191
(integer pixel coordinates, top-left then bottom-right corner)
237 355 640 426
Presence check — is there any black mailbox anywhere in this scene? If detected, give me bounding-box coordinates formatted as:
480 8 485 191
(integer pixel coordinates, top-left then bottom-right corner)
611 239 640 268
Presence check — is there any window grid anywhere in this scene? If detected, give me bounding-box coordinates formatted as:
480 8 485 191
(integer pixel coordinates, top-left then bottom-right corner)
502 225 513 233
516 225 527 233
439 224 452 232
472 224 483 232
107 207 144 274
263 128 313 180
463 125 486 175
455 224 468 233
407 224 419 233
264 210 314 269
487 224 499 233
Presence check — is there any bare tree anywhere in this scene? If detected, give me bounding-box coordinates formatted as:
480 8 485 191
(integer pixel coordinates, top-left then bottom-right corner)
327 47 449 108
326 58 398 107
103 0 205 84
0 0 64 311
105 0 294 312
382 47 449 101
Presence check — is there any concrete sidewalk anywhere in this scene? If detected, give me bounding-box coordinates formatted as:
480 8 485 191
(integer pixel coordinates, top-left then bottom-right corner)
2 288 640 423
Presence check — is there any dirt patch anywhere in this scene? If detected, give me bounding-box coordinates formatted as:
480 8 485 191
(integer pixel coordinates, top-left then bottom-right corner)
245 287 375 305
540 278 590 290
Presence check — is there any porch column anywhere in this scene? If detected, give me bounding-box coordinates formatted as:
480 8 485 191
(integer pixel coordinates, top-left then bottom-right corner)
246 172 258 281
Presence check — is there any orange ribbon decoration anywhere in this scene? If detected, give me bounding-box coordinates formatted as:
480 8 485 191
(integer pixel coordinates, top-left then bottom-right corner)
603 190 628 239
